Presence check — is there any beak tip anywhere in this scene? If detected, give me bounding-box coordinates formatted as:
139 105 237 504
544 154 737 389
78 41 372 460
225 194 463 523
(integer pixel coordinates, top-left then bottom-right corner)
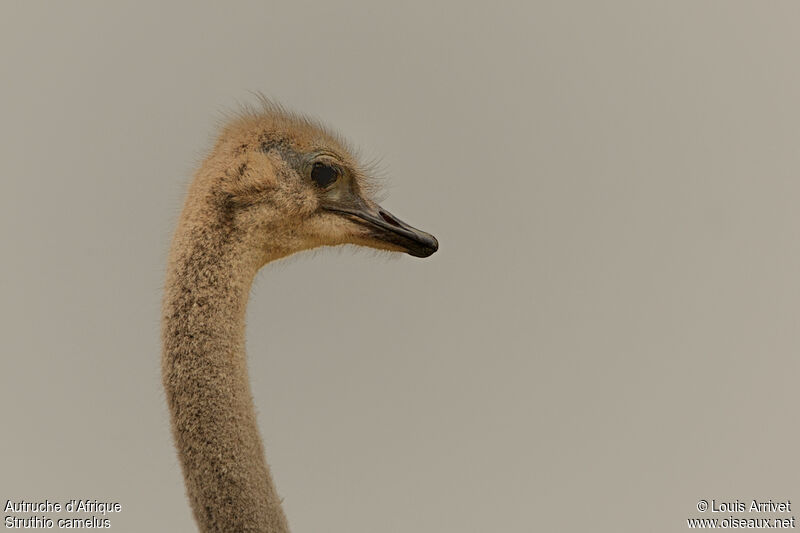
408 233 438 258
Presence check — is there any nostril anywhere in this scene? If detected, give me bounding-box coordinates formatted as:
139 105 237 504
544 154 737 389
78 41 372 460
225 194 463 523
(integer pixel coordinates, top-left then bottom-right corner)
379 210 402 228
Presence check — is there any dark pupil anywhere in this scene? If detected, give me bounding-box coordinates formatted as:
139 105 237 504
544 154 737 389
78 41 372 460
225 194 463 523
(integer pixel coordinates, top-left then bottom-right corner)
311 162 338 187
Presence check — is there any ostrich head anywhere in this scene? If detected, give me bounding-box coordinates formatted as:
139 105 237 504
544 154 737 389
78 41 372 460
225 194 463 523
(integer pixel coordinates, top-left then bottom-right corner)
185 101 438 266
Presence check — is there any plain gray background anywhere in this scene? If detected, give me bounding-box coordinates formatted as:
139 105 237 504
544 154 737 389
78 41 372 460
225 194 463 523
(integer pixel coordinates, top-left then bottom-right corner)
2 2 799 531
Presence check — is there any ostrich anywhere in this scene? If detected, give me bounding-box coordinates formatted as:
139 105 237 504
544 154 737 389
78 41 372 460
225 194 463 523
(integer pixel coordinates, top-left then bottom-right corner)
161 100 438 532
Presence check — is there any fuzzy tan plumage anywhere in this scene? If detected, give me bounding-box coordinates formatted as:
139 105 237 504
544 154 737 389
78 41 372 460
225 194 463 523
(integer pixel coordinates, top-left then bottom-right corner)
162 101 436 532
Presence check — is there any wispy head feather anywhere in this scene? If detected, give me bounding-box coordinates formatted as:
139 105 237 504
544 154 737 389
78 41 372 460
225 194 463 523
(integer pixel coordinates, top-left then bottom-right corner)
217 93 384 202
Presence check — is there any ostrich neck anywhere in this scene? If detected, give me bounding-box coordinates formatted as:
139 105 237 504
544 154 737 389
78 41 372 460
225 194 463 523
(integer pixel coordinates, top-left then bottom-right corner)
162 210 289 533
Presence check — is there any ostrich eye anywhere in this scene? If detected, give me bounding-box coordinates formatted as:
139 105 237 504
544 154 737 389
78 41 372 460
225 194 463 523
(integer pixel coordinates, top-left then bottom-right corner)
310 162 339 188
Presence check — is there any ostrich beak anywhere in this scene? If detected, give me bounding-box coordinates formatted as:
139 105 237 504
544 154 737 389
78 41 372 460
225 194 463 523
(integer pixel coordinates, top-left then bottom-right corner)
326 201 439 258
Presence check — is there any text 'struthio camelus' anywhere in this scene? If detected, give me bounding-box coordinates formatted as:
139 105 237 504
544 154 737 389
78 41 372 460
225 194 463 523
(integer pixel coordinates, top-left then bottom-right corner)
161 100 438 532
